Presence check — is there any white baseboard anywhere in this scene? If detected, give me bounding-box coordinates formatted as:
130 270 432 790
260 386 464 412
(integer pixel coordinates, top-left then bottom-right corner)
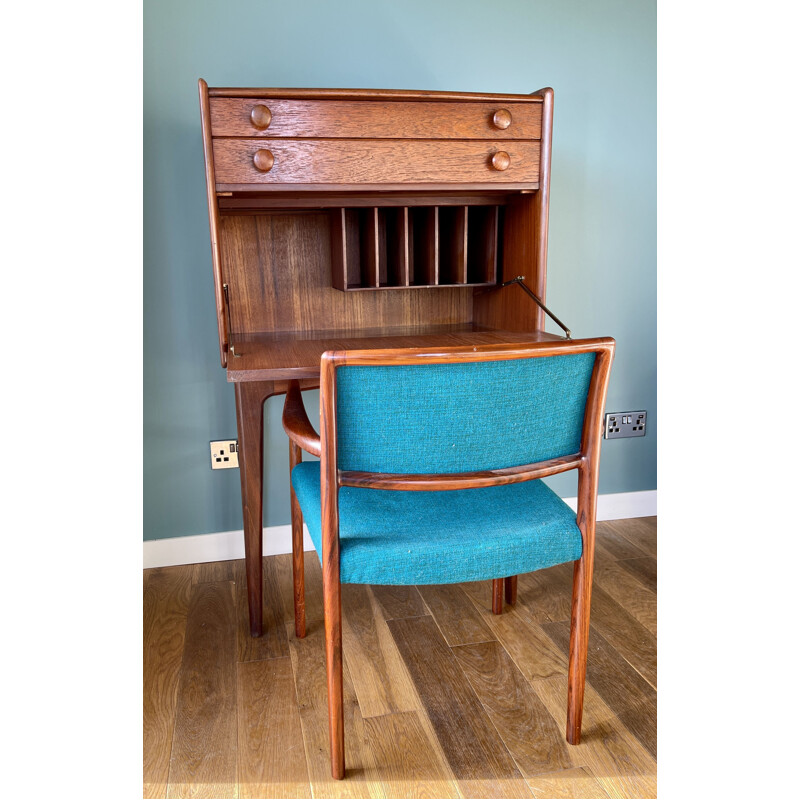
143 525 316 570
143 490 656 570
563 489 657 521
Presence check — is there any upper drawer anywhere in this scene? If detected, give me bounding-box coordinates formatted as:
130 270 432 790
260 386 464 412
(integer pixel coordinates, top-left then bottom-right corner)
209 99 542 140
212 139 541 187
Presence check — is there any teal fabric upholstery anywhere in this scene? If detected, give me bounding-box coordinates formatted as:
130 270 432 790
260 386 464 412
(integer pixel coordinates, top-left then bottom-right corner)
335 353 595 473
292 461 583 585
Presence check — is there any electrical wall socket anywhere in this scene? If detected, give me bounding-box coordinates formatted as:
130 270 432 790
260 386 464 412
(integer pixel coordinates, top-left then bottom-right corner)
210 440 239 469
604 411 647 439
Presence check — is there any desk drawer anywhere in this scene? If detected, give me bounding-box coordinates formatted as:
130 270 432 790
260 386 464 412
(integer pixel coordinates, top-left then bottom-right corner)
213 138 541 187
209 99 542 140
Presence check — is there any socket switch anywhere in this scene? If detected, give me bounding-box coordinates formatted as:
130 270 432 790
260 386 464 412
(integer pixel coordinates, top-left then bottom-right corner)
210 440 239 469
604 411 647 439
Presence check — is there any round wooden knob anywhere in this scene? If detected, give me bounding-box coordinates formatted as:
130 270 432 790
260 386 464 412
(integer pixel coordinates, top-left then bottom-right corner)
250 104 272 130
492 109 512 129
491 151 511 171
253 149 274 172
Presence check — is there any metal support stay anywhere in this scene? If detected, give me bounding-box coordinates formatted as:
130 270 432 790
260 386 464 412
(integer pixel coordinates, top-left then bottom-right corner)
223 283 243 357
500 276 571 339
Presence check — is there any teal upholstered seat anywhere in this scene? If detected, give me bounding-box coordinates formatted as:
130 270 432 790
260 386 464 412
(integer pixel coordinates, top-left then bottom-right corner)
290 352 595 586
292 461 582 585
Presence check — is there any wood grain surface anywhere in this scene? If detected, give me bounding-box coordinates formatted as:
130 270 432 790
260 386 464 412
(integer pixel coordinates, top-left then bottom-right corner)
370 584 427 620
387 615 531 798
459 582 570 681
340 584 421 718
144 518 657 797
235 557 289 661
212 138 541 186
362 711 460 799
452 640 573 777
532 675 657 799
210 98 542 139
617 556 657 593
593 558 657 634
143 565 193 799
167 581 237 798
417 584 496 646
237 657 311 798
525 767 610 799
286 621 384 799
543 622 657 759
227 326 564 382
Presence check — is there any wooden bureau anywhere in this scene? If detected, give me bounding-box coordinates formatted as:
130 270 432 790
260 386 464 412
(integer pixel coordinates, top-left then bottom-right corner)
199 81 561 636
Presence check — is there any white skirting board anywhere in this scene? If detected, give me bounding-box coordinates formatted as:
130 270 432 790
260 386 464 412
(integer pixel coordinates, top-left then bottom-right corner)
143 489 656 570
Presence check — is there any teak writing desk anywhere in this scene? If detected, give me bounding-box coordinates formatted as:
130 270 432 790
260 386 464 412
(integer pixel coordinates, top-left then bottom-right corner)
198 80 565 636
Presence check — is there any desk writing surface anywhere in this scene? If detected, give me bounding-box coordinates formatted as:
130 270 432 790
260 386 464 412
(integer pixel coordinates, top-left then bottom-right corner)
226 324 565 382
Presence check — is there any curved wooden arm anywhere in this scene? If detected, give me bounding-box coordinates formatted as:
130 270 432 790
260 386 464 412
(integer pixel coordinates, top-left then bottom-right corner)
282 380 321 457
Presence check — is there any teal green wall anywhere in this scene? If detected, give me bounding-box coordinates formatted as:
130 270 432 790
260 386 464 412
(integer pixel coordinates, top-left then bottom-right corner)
144 0 656 541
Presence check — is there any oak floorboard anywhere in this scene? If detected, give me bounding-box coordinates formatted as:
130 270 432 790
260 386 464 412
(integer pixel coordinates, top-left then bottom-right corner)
167 580 238 799
531 675 657 799
418 584 496 646
516 566 572 624
193 560 236 584
371 585 428 620
533 563 657 689
274 551 325 626
594 522 648 563
340 584 422 718
143 565 193 799
452 640 573 778
237 657 311 798
286 620 386 798
610 517 657 559
388 615 532 799
593 559 657 635
143 514 656 797
543 622 657 760
525 766 610 799
363 711 460 798
235 558 289 662
460 582 569 681
589 587 657 689
617 557 657 593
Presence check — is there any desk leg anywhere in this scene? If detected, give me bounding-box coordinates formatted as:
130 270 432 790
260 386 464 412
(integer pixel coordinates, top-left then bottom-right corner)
235 380 274 637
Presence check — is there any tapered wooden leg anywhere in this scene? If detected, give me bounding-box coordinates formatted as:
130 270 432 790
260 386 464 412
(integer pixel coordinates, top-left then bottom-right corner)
234 380 273 638
566 468 597 745
504 575 518 605
492 578 504 614
289 440 306 638
322 561 344 779
566 556 592 744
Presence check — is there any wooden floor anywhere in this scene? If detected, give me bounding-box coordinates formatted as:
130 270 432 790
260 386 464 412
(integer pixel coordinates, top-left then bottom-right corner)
144 517 656 799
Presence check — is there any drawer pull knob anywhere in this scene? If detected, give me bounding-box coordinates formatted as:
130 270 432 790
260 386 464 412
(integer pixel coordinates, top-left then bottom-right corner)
491 151 511 171
250 104 272 130
253 149 275 172
492 109 512 129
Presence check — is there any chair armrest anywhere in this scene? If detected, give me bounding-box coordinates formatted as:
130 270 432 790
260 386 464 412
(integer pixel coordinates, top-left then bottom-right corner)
282 380 321 457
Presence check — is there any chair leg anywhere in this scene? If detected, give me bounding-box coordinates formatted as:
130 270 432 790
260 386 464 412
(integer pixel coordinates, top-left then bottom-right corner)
504 575 518 605
323 568 345 779
492 578 504 614
289 441 306 638
566 555 593 744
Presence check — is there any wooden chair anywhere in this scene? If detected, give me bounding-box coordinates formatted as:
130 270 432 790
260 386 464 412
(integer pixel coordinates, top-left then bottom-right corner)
282 337 615 779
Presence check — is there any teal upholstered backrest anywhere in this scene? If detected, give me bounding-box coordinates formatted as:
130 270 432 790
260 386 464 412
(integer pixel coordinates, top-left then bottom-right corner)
335 352 596 473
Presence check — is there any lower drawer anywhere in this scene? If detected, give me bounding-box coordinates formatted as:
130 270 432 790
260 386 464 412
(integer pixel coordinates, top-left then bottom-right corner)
212 138 541 187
